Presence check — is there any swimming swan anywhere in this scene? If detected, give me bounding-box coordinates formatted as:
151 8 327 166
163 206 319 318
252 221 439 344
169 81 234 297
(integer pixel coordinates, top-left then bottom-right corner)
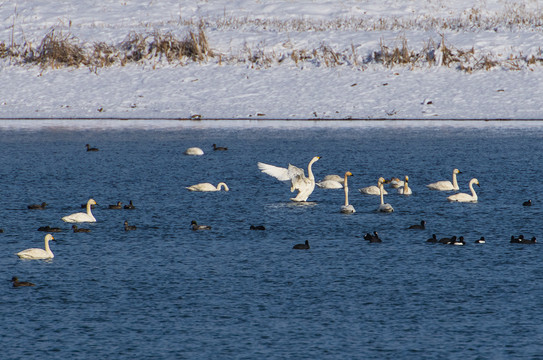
359 177 388 195
340 171 355 214
184 147 204 156
377 179 394 213
427 168 462 191
447 178 479 203
257 156 321 202
397 176 412 195
17 234 55 260
377 178 394 212
62 199 97 223
316 174 343 189
186 182 229 192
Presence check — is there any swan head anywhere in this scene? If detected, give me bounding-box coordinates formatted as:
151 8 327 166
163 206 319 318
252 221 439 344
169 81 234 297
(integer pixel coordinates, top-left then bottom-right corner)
344 171 353 177
44 234 55 242
378 177 386 184
453 168 462 174
311 156 321 163
471 178 480 187
88 199 97 206
404 175 409 182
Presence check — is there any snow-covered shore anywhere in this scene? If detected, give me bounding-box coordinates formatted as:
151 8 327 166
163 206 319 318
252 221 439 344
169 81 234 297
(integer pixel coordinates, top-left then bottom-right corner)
2 1 543 120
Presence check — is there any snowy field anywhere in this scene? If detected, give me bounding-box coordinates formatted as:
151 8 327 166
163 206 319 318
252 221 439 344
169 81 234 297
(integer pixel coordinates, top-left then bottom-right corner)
1 0 543 120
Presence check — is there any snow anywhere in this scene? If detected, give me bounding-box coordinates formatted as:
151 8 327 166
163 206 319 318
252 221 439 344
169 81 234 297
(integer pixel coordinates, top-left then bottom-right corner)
1 0 543 121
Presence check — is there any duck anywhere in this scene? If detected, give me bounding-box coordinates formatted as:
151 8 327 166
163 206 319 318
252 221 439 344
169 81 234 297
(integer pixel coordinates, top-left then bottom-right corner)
85 144 99 152
17 234 55 260
408 220 426 230
250 225 266 230
186 182 229 192
397 176 412 195
447 178 479 203
438 236 456 244
184 147 204 156
108 201 123 209
513 235 537 244
212 144 228 151
124 221 137 231
258 156 321 202
427 168 461 191
27 202 47 210
377 178 394 213
426 234 438 243
11 276 35 287
62 199 97 223
293 240 310 249
523 200 532 206
364 231 380 241
191 220 211 231
37 225 62 232
451 236 465 246
340 171 355 214
124 200 136 209
359 177 389 195
316 174 344 189
475 236 486 244
72 225 91 233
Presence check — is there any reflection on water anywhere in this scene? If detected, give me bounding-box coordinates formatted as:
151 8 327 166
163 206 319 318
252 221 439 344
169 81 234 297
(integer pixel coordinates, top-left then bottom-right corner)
1 121 543 359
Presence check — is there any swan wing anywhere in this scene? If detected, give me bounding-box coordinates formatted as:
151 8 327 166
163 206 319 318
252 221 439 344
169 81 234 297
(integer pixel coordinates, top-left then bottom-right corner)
257 162 290 181
316 180 343 189
427 180 453 190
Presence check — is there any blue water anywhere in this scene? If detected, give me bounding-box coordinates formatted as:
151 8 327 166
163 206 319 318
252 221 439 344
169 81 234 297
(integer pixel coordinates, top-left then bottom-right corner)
1 121 543 359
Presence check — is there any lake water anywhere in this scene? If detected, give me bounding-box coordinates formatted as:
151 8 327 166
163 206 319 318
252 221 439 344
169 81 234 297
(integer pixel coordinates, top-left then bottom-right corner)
1 120 543 359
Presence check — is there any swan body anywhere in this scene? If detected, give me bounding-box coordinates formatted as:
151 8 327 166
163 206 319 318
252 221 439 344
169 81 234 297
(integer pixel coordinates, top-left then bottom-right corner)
397 176 412 195
184 147 204 156
257 156 321 202
62 199 97 223
17 234 55 260
316 174 343 189
340 171 355 214
427 168 461 191
447 178 479 203
377 178 394 213
186 182 229 192
359 177 389 195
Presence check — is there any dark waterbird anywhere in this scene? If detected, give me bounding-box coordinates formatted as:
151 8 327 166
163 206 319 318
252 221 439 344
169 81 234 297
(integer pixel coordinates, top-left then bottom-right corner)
426 234 438 243
511 235 536 244
124 221 137 231
86 144 99 152
439 236 456 244
250 225 266 230
450 236 465 246
11 276 35 287
408 220 426 230
293 240 310 249
72 225 91 233
191 220 211 231
213 144 228 151
523 200 532 206
475 236 486 244
27 202 47 210
364 231 382 243
124 200 136 209
109 201 123 209
37 225 62 232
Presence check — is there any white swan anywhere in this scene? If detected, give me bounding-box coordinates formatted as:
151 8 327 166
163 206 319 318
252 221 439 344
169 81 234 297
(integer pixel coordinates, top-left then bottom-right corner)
340 171 355 213
257 156 321 202
359 177 388 195
184 147 204 156
389 177 403 189
17 234 55 260
427 168 461 191
397 175 412 195
186 182 229 192
316 174 343 189
377 179 394 213
447 178 479 202
62 199 97 223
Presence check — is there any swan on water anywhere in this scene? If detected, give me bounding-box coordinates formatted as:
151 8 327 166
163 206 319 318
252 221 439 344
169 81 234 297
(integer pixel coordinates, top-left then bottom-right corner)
397 175 412 195
359 177 388 195
340 171 355 214
316 174 344 189
447 178 479 203
184 147 204 156
389 177 403 189
17 234 55 260
186 182 229 192
427 168 462 191
257 156 321 202
377 179 394 213
62 199 97 223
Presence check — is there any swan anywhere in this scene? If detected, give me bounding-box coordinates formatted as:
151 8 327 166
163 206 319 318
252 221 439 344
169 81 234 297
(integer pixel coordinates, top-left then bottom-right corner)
124 221 137 231
340 171 355 214
389 177 403 189
184 147 204 155
293 240 310 249
11 276 35 287
17 234 55 260
377 179 394 213
447 178 479 203
427 168 461 191
316 174 343 189
397 176 412 195
62 199 97 223
359 177 388 195
27 202 47 210
257 156 321 202
186 182 229 192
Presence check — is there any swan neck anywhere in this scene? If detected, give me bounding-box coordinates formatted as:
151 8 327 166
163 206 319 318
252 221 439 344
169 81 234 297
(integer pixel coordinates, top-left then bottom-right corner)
403 181 408 192
470 181 477 196
86 202 93 216
217 182 229 191
379 183 385 205
307 160 316 180
44 238 51 254
452 171 458 188
344 181 349 206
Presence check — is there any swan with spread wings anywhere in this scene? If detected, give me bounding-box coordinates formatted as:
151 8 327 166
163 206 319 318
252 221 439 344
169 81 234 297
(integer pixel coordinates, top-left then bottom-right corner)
257 156 321 202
